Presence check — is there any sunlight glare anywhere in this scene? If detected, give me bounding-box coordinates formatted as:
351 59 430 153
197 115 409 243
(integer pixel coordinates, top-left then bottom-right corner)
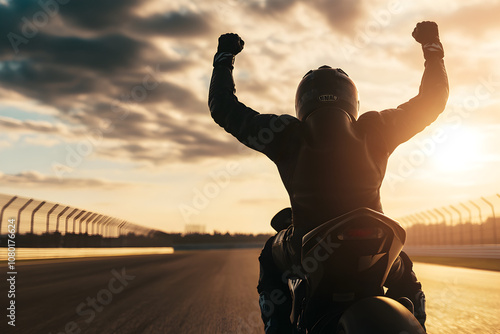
431 126 484 172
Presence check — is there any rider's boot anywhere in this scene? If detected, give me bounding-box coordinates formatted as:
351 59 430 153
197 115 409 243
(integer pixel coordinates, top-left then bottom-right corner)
385 251 427 332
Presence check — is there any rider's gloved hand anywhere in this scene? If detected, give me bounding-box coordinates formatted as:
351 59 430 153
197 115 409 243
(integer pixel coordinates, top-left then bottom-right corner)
213 33 245 68
412 21 444 60
218 33 245 55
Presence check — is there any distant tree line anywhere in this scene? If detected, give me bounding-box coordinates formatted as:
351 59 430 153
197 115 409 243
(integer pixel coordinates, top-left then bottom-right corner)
0 231 274 248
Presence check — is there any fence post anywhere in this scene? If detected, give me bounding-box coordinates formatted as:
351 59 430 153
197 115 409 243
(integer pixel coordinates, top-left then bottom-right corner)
79 212 92 234
116 220 124 238
412 214 424 246
460 203 473 244
410 214 421 244
481 197 497 244
103 218 111 237
73 211 86 234
0 196 18 234
442 207 454 245
104 218 115 237
120 220 127 237
17 199 34 233
30 201 46 234
497 194 500 243
415 213 429 245
56 206 70 233
434 209 447 245
449 205 463 245
78 211 92 234
99 217 112 236
86 214 98 234
65 209 79 234
46 204 59 234
120 221 128 237
93 215 106 235
426 210 439 245
107 219 117 237
97 217 107 237
118 222 125 237
420 212 434 245
469 200 484 244
113 220 123 238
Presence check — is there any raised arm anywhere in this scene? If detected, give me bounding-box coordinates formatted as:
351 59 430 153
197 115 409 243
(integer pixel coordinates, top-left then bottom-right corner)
359 21 449 153
208 33 298 160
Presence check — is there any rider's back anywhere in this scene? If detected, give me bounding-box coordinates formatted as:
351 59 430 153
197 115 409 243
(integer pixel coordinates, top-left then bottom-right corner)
276 107 387 230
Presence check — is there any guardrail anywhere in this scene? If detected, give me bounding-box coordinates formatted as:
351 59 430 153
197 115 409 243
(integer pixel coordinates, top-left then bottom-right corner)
398 194 500 246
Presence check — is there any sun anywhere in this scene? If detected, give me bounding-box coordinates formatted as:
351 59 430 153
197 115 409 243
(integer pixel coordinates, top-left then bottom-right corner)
431 126 484 172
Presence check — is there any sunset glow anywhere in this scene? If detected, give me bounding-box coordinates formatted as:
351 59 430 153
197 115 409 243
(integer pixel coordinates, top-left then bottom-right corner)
431 126 484 172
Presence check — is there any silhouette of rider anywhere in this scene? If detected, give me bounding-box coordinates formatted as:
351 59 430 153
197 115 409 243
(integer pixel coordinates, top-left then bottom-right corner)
209 21 448 333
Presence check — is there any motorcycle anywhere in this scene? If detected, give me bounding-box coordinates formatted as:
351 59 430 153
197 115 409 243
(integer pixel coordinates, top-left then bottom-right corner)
279 207 425 333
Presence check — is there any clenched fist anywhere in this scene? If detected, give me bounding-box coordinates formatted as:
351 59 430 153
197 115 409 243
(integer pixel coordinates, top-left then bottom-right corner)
217 33 245 55
412 21 440 44
412 21 444 60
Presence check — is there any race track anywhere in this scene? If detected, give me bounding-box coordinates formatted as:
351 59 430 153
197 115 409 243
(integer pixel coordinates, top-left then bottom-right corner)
1 249 499 334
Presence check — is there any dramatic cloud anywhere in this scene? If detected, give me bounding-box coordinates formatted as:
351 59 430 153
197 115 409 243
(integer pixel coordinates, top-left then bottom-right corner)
1 1 499 166
133 12 214 37
0 116 72 135
0 0 224 164
0 0 409 167
57 0 142 31
247 0 366 34
0 170 127 189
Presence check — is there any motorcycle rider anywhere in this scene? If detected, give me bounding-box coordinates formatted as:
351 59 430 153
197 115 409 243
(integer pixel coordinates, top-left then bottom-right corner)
209 21 448 333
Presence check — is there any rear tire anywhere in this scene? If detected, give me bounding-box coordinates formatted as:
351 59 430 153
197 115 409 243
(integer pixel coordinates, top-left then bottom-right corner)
336 296 425 334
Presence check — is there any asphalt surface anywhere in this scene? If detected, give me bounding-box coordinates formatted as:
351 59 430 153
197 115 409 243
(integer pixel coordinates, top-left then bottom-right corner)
1 249 499 334
414 262 500 334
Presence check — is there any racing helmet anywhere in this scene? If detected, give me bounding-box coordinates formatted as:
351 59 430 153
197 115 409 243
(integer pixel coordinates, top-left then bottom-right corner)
295 65 359 121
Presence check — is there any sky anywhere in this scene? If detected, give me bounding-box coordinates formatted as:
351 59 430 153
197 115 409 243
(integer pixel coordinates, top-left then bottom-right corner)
0 0 499 234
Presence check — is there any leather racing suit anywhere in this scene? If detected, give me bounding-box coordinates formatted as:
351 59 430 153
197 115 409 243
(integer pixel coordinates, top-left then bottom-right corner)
209 49 448 332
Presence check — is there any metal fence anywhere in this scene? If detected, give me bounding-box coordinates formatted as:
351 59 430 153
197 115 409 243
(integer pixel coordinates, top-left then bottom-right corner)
398 194 500 246
0 193 155 238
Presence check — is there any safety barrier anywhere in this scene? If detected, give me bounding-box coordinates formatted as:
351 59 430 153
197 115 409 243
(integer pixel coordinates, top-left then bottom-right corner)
0 193 156 238
398 194 500 246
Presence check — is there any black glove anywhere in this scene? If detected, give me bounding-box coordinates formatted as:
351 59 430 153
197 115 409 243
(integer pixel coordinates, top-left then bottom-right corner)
217 33 245 55
213 33 245 68
412 21 444 60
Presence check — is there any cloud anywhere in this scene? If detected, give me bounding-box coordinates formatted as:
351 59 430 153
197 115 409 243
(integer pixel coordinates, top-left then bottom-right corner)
0 116 72 135
308 0 366 34
0 0 142 38
1 0 499 171
22 135 60 147
95 126 241 165
247 0 366 36
0 0 230 166
439 2 500 37
132 12 213 37
58 0 142 31
0 170 127 189
0 3 220 165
